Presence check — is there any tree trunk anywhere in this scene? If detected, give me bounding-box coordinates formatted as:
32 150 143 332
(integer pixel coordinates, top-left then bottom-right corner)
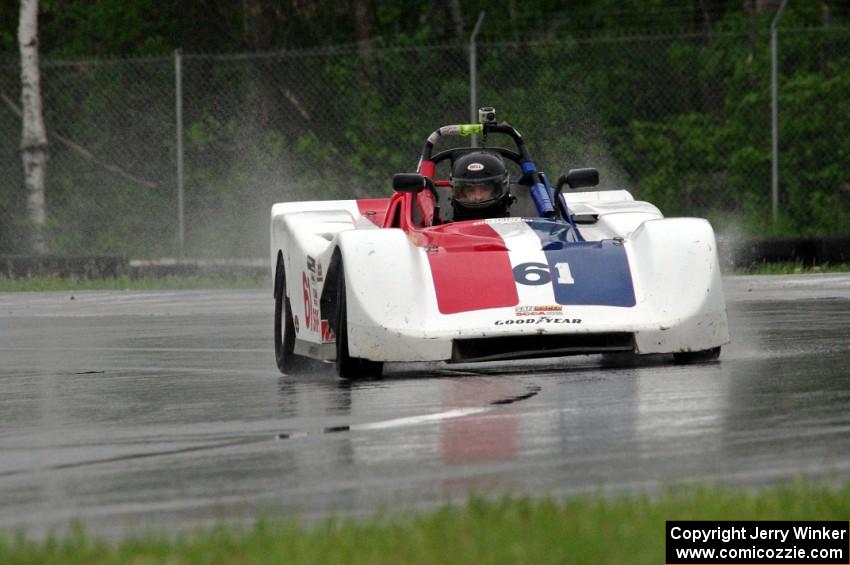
353 0 372 56
697 0 715 46
696 0 723 114
19 0 48 254
242 0 280 132
449 0 465 42
508 0 519 42
353 0 375 81
243 0 278 50
751 0 783 14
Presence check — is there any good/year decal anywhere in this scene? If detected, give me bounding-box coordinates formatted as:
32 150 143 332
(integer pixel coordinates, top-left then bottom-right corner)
494 318 582 326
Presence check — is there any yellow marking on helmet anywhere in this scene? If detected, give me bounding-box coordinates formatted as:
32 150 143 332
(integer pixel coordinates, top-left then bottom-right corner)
458 124 483 136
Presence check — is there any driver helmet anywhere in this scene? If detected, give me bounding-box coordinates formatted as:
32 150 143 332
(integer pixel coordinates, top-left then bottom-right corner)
450 151 510 221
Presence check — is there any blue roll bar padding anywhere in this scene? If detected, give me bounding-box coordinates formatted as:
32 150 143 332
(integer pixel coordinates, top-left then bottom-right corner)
530 182 556 216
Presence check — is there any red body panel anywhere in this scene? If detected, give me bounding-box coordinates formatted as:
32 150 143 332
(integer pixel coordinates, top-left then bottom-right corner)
357 198 392 227
413 222 518 315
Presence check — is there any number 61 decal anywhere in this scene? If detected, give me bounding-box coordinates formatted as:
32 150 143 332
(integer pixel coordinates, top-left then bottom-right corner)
513 262 575 285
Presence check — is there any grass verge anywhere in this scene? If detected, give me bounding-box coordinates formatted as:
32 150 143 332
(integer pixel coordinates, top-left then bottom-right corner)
2 481 848 564
0 275 268 292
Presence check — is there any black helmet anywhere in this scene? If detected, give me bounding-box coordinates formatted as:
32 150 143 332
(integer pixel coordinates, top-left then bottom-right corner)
450 151 510 221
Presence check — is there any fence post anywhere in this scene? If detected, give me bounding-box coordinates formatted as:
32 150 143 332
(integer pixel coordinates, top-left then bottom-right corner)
771 0 790 228
469 11 486 147
175 48 185 257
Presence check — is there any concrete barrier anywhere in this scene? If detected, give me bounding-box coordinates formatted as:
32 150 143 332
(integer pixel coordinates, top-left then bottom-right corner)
127 258 266 279
0 255 128 278
728 236 850 267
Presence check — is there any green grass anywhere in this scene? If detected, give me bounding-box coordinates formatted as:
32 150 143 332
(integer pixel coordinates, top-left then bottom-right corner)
0 274 268 292
2 481 849 564
734 261 850 275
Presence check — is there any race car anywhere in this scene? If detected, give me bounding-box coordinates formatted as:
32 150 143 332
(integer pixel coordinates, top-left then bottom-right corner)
271 108 729 379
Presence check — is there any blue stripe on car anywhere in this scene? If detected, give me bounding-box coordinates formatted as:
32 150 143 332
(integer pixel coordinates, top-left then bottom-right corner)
525 220 636 307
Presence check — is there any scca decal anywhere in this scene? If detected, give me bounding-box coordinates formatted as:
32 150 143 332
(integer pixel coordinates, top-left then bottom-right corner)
495 317 581 325
516 305 563 316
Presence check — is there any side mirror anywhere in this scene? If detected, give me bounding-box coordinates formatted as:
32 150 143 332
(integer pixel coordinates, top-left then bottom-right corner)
393 173 426 193
556 168 599 191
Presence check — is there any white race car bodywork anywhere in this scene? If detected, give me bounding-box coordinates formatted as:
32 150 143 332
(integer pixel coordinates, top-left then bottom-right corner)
271 189 729 365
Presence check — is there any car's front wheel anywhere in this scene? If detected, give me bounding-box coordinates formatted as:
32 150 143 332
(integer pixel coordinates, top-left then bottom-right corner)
274 255 298 374
335 261 383 380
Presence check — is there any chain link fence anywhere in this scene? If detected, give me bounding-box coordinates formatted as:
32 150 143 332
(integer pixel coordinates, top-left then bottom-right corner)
2 28 849 258
1 55 177 257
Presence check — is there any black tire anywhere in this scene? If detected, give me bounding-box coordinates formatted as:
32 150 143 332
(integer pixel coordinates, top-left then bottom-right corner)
335 262 383 380
673 346 721 365
274 255 298 374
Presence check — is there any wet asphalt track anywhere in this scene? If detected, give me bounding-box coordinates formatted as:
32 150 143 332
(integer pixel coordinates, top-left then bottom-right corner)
1 274 850 538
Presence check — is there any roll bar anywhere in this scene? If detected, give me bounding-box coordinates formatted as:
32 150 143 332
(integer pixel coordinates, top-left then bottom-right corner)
416 122 557 218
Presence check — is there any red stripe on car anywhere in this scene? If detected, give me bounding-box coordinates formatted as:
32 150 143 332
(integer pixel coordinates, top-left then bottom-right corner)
421 222 519 314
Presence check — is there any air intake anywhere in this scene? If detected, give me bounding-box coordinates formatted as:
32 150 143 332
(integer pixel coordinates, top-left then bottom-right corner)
451 332 635 363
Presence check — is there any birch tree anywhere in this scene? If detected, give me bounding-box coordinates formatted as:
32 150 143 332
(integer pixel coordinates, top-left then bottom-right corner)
19 0 47 254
